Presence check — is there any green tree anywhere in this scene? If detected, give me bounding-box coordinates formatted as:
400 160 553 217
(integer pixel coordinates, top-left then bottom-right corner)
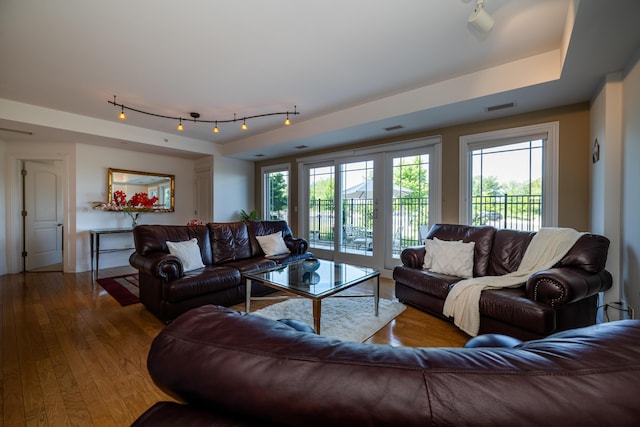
393 156 429 198
472 175 503 196
309 177 334 201
269 172 288 215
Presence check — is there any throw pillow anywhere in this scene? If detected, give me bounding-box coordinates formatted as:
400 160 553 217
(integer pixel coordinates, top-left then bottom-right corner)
423 238 438 269
428 237 475 278
256 231 291 257
166 238 206 272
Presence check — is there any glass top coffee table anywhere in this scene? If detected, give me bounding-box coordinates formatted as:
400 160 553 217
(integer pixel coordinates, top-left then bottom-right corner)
243 259 380 334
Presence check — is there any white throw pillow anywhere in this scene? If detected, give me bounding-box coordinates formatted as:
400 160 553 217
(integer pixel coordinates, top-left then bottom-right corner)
427 237 475 278
256 231 291 257
166 238 205 272
423 238 437 269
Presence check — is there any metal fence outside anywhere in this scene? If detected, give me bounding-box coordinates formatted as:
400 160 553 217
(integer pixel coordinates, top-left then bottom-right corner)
471 194 542 231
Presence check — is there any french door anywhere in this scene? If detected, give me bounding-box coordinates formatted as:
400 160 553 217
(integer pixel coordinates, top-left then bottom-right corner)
300 139 440 272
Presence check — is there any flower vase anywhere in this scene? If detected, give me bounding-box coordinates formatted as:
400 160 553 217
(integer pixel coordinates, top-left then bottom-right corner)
129 212 140 228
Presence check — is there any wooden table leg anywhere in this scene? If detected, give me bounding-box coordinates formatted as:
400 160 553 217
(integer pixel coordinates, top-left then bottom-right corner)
312 299 322 334
245 279 252 313
374 275 379 316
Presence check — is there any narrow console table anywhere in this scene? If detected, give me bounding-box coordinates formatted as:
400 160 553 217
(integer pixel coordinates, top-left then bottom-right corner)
90 228 134 279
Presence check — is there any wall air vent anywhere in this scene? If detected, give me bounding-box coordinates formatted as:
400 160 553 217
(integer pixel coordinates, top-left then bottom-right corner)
486 102 515 112
384 125 404 132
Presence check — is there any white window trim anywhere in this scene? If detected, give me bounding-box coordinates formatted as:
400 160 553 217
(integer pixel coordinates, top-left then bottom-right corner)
459 122 559 227
261 163 291 222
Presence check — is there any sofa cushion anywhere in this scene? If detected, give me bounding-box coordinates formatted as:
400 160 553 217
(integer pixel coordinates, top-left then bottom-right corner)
246 220 293 257
166 238 206 272
393 267 459 300
426 238 475 278
164 266 241 303
255 231 291 257
209 222 252 264
487 229 535 275
133 225 212 264
555 234 610 273
479 288 555 335
425 224 495 277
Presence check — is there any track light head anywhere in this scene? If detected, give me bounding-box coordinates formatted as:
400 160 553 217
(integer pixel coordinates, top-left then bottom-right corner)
469 0 494 33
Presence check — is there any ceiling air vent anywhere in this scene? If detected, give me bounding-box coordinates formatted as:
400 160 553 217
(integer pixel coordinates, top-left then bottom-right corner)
384 125 404 132
0 127 33 135
254 154 266 157
295 145 309 149
486 102 515 112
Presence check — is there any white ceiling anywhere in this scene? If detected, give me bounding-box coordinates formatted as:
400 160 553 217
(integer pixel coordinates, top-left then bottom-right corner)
1 0 639 161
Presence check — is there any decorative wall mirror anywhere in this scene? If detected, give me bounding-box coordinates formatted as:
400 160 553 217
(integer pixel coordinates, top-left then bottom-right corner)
108 168 175 212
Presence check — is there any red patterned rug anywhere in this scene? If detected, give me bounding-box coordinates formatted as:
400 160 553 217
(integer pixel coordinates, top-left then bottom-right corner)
96 274 140 306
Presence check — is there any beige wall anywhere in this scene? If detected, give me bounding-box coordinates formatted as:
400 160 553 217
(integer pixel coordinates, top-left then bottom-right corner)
255 102 591 234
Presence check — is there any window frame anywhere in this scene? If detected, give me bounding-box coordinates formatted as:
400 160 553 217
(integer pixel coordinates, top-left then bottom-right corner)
261 163 291 223
459 122 559 228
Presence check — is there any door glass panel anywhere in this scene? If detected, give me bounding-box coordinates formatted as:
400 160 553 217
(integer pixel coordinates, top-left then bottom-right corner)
308 165 335 251
340 160 374 256
391 153 430 257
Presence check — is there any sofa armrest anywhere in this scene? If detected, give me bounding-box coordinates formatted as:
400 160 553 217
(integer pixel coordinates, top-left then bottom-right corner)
400 246 426 269
284 236 308 255
129 251 183 281
526 267 613 308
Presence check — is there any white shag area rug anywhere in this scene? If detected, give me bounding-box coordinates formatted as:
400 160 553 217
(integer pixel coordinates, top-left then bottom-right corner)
252 297 406 342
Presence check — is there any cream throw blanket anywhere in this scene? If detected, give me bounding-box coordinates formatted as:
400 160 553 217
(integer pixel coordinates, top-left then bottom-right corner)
442 228 584 337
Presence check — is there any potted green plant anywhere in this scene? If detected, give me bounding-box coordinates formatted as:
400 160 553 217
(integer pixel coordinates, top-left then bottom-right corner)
239 209 259 221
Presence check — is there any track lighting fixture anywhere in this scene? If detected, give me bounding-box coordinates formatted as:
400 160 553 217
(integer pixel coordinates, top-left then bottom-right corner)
469 0 494 33
109 96 300 134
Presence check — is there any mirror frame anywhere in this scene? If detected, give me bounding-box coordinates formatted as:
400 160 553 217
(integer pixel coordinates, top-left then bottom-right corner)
108 168 175 212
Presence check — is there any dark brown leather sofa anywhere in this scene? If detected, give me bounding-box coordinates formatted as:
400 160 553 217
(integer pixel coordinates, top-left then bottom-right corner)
393 224 613 340
132 305 640 426
129 220 311 322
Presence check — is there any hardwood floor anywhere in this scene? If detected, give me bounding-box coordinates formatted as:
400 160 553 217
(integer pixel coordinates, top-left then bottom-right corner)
1 267 469 426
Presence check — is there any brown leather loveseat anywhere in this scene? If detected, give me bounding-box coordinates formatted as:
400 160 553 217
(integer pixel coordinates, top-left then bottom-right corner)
129 220 311 322
132 305 640 426
393 224 612 340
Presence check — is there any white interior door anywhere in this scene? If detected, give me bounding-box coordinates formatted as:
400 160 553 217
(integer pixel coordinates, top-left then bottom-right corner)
25 160 63 270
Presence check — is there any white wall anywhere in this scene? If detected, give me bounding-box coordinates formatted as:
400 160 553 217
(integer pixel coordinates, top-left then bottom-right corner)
213 155 255 221
590 74 624 319
0 140 7 275
76 143 198 271
621 49 640 318
590 50 640 320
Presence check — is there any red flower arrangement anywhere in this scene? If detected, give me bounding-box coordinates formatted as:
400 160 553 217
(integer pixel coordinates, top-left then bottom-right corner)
94 190 159 226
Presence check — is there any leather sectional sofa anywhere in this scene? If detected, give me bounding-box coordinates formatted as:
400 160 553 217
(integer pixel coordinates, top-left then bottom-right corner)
393 224 613 340
129 220 311 322
132 305 640 426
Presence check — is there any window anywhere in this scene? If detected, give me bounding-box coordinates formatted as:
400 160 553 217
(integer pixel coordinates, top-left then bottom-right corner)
460 122 559 230
262 165 290 222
